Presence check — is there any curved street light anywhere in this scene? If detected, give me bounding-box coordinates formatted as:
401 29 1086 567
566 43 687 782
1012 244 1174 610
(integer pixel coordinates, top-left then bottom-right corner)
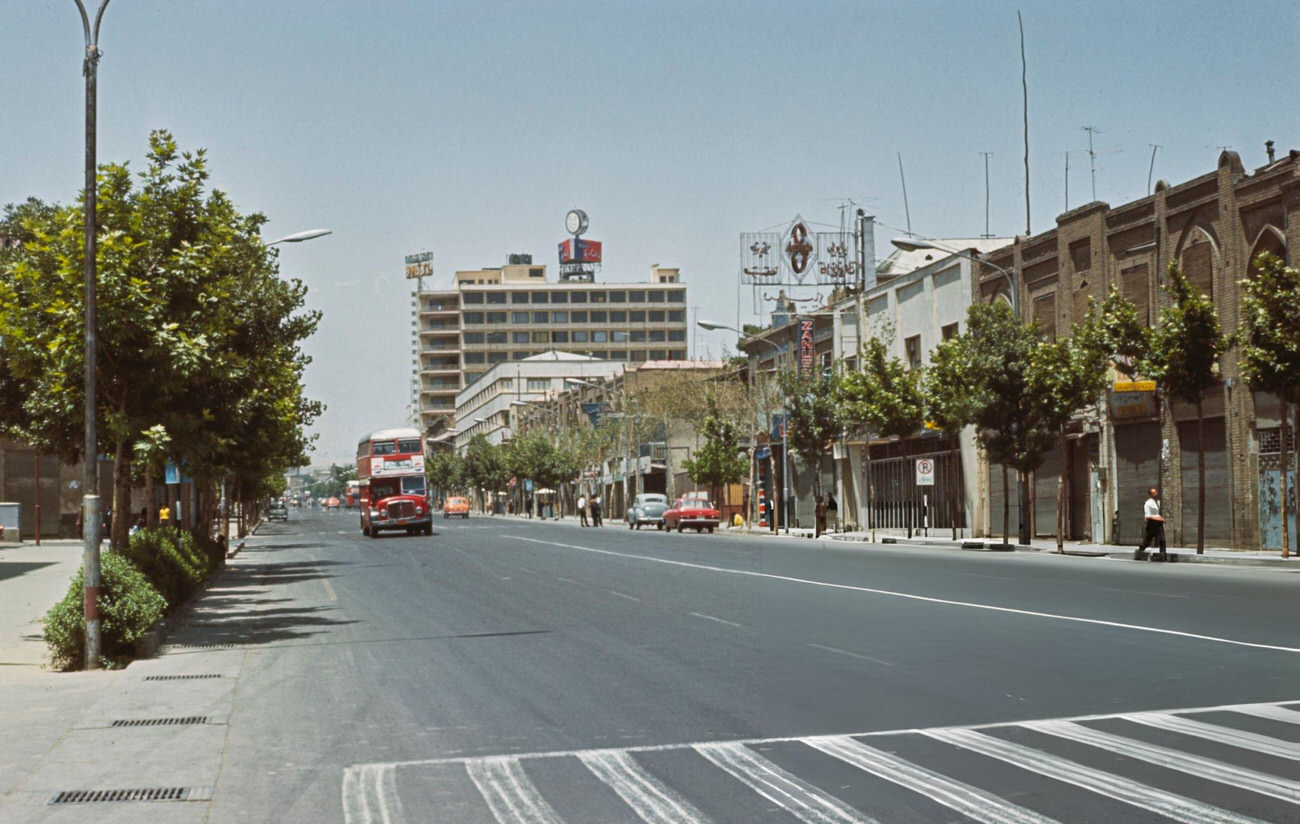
890 237 1019 316
267 228 333 246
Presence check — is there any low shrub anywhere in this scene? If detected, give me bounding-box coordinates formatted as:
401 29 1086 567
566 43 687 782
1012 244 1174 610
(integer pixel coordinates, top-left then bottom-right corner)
119 526 221 607
45 552 167 671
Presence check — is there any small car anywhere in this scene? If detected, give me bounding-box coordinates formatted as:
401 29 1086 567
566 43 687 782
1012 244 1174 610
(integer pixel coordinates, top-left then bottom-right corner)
663 494 721 533
442 496 470 518
267 504 289 522
626 493 670 530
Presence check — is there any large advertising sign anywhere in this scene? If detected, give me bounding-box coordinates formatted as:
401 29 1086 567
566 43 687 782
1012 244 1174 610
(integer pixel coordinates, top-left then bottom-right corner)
798 319 815 373
559 238 603 263
371 454 425 477
741 217 865 286
405 251 433 280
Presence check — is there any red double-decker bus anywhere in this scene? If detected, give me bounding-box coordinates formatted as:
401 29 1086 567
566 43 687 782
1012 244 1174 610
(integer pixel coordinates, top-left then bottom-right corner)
356 427 432 537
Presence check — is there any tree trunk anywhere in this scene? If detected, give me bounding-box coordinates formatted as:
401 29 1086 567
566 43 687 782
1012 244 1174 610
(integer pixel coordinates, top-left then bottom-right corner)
112 439 131 551
145 463 156 528
1196 397 1206 554
1282 399 1291 559
1001 464 1010 546
1056 429 1067 553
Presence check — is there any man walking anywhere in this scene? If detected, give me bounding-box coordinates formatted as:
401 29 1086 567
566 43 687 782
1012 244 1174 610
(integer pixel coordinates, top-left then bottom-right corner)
577 494 588 527
1138 487 1167 559
591 495 602 527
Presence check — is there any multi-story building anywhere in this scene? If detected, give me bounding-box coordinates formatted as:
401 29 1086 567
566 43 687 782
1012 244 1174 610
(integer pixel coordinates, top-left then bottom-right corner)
413 258 689 435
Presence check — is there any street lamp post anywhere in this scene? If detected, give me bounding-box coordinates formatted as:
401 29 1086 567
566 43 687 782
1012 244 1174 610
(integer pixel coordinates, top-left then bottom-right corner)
566 377 630 516
890 237 1027 546
74 0 110 669
698 320 789 534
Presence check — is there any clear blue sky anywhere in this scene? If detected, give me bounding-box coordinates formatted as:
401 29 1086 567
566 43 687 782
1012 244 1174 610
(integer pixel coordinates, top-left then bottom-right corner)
3 1 1297 466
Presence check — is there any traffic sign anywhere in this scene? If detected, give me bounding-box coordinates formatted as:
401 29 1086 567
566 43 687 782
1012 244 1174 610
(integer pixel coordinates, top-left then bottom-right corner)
916 458 935 486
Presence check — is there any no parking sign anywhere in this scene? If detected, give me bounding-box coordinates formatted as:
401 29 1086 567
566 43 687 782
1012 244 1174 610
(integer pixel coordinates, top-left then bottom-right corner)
915 458 935 486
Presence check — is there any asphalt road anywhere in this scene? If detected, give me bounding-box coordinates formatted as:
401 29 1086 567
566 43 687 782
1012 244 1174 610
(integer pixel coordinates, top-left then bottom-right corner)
22 511 1299 823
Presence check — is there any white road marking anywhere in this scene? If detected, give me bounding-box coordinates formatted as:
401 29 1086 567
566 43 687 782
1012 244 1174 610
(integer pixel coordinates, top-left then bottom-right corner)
342 763 405 824
1026 719 1300 805
693 741 877 823
925 727 1267 824
504 536 1300 653
805 643 893 666
689 611 742 628
464 756 565 824
806 735 1059 824
1126 712 1300 760
556 576 579 584
610 590 642 602
1097 586 1189 599
578 750 713 824
1231 704 1300 725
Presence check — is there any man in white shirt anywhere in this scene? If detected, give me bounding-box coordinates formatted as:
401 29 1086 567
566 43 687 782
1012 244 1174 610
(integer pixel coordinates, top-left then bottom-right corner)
1138 487 1166 557
577 495 588 527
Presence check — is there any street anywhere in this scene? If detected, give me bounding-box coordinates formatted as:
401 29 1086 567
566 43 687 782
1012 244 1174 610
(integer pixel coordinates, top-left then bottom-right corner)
5 512 1299 823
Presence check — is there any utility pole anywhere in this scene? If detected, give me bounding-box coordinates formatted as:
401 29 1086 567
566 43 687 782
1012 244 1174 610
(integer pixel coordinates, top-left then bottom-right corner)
74 0 111 670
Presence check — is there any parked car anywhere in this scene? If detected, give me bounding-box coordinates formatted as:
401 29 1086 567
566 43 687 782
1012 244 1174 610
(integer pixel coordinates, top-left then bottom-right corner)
663 494 721 533
267 503 289 522
626 493 670 530
442 496 470 518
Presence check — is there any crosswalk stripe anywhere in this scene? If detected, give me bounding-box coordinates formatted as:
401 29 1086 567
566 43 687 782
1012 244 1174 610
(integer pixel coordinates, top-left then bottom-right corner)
924 727 1267 824
1027 720 1300 806
1229 704 1300 725
693 742 878 824
806 736 1060 824
578 750 713 824
1127 712 1300 761
464 757 565 824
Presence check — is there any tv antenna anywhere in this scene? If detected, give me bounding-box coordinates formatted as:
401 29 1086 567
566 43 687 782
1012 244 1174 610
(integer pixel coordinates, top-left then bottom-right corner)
1080 126 1122 202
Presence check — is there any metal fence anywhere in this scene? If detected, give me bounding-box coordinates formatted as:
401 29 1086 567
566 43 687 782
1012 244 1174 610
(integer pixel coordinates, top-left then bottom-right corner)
867 447 966 535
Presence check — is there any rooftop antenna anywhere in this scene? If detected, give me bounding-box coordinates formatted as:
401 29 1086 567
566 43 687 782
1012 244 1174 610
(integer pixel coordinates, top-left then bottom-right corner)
979 151 994 238
1019 10 1030 235
897 153 912 236
1147 144 1161 195
1082 126 1101 201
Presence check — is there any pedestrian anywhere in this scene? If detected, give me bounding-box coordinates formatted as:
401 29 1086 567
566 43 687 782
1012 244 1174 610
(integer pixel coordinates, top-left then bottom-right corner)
592 495 602 527
826 492 838 530
1137 486 1167 559
577 494 588 527
815 494 827 538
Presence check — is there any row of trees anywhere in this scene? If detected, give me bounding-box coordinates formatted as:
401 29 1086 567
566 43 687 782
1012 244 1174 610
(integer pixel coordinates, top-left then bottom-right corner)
768 255 1299 555
0 132 322 545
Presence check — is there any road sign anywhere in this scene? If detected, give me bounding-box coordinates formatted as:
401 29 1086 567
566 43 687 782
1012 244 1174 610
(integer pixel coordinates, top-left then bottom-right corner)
916 458 935 486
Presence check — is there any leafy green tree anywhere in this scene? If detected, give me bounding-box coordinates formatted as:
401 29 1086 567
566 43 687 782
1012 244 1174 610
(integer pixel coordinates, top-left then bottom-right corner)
682 402 749 505
426 449 465 501
1143 262 1232 554
462 434 508 512
777 367 840 504
1239 252 1300 557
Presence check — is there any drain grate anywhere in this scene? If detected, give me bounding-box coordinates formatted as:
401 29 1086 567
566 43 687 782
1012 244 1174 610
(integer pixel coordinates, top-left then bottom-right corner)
143 674 224 681
110 716 209 728
165 642 242 650
50 786 212 804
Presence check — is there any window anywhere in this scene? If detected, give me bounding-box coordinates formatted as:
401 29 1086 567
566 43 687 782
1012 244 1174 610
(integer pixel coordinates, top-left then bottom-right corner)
630 350 648 362
464 351 485 364
486 331 507 344
568 291 585 304
532 311 549 324
630 310 645 322
630 330 646 342
402 476 427 496
531 291 549 304
531 331 549 343
590 310 606 323
608 290 626 303
372 441 397 455
590 291 607 303
612 330 628 342
629 290 646 303
551 310 568 323
511 292 529 304
670 349 687 360
571 311 587 323
941 322 959 340
904 335 922 369
650 350 667 360
486 292 506 304
527 378 549 391
550 291 568 304
610 350 629 360
488 351 507 363
552 331 569 343
610 310 626 323
649 330 666 342
668 310 684 322
648 290 664 302
529 267 544 278
668 329 685 342
486 311 506 324
465 371 483 383
667 290 685 303
649 310 665 322
462 332 484 344
511 350 529 360
572 331 589 343
512 312 529 324
463 293 484 304
512 331 530 343
463 312 484 324
592 331 608 342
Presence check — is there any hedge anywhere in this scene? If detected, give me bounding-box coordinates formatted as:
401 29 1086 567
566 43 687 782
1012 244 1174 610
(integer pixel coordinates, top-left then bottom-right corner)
117 527 222 608
44 552 167 671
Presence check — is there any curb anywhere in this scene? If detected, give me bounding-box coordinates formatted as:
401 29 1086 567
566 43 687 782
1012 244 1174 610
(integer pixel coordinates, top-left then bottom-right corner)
132 559 230 661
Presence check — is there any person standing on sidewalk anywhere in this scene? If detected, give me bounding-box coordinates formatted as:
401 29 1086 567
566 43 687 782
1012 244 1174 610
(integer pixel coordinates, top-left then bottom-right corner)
577 495 588 527
591 495 602 527
1138 487 1166 558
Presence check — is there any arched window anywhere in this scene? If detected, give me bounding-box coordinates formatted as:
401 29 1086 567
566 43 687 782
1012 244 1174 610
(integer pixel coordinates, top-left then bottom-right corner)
1178 227 1218 299
1248 226 1287 276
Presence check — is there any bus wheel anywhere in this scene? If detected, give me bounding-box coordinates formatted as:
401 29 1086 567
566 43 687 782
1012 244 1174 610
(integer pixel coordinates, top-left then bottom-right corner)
369 527 379 538
422 524 432 536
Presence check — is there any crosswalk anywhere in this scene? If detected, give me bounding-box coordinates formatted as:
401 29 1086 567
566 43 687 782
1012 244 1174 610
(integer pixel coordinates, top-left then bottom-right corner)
342 699 1300 824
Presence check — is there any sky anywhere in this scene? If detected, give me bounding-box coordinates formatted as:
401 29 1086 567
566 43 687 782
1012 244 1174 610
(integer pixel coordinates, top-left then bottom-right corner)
3 1 1297 467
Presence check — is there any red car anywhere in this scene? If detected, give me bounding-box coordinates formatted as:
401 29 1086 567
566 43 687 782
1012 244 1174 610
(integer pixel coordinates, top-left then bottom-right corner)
663 494 721 533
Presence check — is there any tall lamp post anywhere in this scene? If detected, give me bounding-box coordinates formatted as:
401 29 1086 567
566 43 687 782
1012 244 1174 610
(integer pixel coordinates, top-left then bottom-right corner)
74 0 110 669
698 320 789 534
566 377 629 515
889 237 1026 545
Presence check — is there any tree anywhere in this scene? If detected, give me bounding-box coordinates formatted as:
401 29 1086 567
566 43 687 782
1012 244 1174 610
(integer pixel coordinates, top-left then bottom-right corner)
1144 262 1231 554
1239 252 1300 557
426 449 465 501
682 402 749 505
462 435 508 512
777 367 840 508
838 335 926 537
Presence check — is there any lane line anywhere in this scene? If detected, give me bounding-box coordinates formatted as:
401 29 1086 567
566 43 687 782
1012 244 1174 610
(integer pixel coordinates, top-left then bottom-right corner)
610 590 642 602
465 757 565 824
805 643 893 666
689 611 742 628
925 728 1267 824
556 576 579 584
504 536 1300 653
693 741 878 824
1097 586 1189 599
578 750 713 824
806 736 1059 824
1126 712 1300 760
1231 705 1300 725
1026 720 1300 804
